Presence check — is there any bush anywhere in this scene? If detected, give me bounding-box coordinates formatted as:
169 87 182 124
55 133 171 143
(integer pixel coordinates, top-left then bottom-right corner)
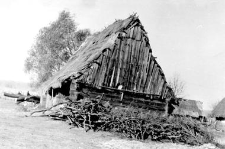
102 107 214 145
31 97 214 146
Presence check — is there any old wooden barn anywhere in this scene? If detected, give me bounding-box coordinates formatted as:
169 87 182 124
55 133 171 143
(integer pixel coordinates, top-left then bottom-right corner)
41 15 174 113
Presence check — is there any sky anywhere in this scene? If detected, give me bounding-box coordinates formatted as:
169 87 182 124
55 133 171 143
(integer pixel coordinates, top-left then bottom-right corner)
0 0 224 109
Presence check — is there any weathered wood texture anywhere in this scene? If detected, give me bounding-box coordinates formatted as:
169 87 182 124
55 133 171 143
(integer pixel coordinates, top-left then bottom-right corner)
70 82 167 111
77 23 172 98
4 92 25 98
42 15 173 103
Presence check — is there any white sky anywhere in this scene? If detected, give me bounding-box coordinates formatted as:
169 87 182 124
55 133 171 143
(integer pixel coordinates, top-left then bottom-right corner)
0 0 225 109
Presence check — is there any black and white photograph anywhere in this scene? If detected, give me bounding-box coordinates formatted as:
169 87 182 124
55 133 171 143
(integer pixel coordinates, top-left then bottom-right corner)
0 0 224 148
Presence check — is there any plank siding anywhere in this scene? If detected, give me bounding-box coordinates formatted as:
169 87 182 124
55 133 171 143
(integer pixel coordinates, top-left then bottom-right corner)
136 40 146 91
75 25 173 99
111 40 121 87
104 44 117 87
144 58 155 93
115 39 124 86
45 15 175 114
134 40 144 91
123 38 132 90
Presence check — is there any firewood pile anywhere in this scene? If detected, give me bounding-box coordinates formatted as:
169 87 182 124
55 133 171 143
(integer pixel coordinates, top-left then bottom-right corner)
31 97 214 146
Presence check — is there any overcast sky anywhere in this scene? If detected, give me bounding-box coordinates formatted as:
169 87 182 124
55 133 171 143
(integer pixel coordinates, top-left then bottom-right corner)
0 0 224 109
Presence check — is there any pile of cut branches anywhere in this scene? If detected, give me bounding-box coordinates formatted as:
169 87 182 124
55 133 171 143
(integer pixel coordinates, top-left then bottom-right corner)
30 97 214 146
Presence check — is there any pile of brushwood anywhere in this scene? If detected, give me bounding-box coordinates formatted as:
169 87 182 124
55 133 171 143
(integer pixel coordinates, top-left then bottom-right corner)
31 97 214 146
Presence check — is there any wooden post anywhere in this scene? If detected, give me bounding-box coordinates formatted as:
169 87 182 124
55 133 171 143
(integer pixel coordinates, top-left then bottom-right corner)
120 92 124 106
163 98 170 117
120 92 124 101
51 89 53 99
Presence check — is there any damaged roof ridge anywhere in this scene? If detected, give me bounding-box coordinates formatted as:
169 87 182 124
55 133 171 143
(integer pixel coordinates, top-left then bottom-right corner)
40 14 157 91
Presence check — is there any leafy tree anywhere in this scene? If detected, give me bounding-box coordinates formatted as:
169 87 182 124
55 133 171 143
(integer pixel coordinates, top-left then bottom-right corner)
25 10 90 87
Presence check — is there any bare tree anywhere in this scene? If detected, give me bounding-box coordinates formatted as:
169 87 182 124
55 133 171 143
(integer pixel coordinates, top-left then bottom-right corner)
209 100 220 118
168 74 185 98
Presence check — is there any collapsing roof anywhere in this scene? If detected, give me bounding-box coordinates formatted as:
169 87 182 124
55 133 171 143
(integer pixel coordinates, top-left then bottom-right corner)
42 14 173 98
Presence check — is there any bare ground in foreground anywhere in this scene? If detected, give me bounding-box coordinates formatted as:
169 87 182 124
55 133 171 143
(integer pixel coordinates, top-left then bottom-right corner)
0 98 222 149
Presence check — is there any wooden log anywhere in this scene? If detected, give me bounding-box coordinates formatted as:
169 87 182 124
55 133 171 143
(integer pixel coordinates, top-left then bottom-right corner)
77 82 163 101
4 92 24 98
83 90 166 111
121 99 166 111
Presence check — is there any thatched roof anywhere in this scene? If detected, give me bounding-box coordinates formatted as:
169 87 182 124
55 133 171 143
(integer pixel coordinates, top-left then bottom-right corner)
172 98 203 117
41 15 144 91
212 97 225 118
41 14 172 99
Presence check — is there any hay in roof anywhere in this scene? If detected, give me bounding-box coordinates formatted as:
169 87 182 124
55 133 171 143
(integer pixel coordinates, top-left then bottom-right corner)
42 14 173 99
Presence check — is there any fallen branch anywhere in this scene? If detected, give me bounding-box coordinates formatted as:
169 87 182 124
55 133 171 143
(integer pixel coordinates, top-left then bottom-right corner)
30 102 68 116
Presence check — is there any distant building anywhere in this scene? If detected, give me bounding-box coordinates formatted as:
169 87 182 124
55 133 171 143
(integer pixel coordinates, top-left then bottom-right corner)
171 98 203 118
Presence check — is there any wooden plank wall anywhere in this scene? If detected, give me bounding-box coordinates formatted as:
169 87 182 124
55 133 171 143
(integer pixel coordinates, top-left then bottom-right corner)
72 82 167 112
79 24 172 99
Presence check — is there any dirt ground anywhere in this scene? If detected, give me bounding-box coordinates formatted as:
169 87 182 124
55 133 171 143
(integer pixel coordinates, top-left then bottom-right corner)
0 98 222 149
